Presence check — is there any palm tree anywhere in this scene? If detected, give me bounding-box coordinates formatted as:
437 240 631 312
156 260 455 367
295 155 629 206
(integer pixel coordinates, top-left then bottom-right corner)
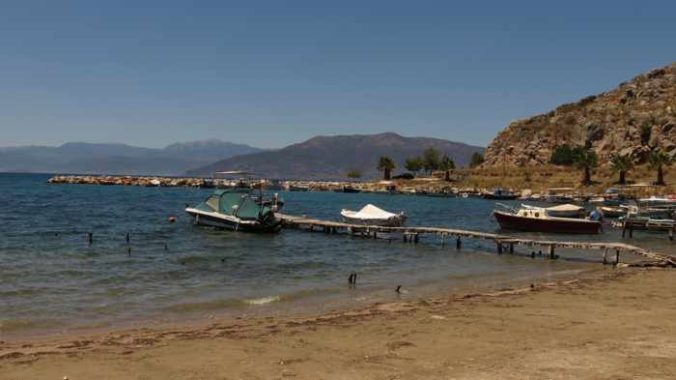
573 149 598 185
610 154 634 185
648 150 672 186
377 156 396 180
439 154 455 181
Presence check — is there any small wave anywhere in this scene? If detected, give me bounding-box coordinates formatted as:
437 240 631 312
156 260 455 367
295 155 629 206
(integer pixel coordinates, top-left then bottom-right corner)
243 295 281 305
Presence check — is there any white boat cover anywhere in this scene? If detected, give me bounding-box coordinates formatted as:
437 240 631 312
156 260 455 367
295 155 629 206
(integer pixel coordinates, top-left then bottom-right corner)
545 204 584 212
341 204 399 220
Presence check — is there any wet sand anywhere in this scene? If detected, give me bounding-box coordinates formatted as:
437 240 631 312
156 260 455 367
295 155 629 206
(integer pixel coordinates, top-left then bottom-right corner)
2 268 676 379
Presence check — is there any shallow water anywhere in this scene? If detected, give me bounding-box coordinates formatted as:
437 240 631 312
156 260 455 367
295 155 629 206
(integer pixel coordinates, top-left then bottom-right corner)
0 173 672 338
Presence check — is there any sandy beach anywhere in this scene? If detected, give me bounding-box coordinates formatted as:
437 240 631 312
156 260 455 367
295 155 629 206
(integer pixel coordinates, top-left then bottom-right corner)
1 268 675 379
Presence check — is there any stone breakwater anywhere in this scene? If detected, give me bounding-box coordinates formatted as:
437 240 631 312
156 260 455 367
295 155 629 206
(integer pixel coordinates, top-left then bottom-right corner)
48 175 205 187
47 175 625 201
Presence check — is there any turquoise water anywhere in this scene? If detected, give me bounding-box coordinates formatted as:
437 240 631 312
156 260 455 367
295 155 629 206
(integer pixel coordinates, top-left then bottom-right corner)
0 173 671 338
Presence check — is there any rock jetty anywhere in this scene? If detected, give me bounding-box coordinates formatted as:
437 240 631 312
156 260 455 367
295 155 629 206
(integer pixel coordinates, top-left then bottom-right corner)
48 175 204 187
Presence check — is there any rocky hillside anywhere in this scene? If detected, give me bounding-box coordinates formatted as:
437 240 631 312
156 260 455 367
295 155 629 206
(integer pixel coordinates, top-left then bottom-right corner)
188 132 483 180
483 62 676 167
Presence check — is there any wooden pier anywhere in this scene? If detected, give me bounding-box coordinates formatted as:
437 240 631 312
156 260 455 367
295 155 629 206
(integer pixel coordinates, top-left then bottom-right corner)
278 214 676 267
622 218 676 241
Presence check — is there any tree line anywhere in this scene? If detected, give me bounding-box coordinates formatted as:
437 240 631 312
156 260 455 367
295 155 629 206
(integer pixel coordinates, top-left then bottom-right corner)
550 144 672 185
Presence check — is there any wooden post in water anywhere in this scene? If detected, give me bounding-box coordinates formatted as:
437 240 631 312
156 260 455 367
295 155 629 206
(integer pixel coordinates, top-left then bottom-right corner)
509 243 514 254
548 245 555 260
603 248 608 265
622 221 627 238
497 243 503 254
669 227 674 241
615 249 621 265
414 233 420 244
456 237 461 250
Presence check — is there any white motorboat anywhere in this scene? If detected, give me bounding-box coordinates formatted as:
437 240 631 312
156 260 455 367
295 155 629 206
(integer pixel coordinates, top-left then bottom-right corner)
340 204 407 226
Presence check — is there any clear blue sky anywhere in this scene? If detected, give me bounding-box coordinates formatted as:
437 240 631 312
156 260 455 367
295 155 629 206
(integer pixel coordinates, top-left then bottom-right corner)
1 0 674 149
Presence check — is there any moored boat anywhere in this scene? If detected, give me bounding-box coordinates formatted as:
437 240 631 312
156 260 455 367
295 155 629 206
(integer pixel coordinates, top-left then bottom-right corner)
340 204 407 226
482 188 518 200
493 204 602 234
185 188 282 232
597 205 628 218
334 185 361 193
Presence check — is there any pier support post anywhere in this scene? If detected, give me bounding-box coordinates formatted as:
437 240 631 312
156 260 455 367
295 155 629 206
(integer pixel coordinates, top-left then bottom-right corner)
456 237 461 250
509 243 514 254
629 227 633 238
440 234 445 247
403 234 408 243
414 234 419 244
669 228 674 241
497 243 503 255
603 249 608 265
548 245 555 260
622 222 627 238
615 249 620 265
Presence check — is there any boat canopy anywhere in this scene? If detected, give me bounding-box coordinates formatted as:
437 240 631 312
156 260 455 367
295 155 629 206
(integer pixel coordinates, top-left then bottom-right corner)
196 189 270 220
545 204 585 212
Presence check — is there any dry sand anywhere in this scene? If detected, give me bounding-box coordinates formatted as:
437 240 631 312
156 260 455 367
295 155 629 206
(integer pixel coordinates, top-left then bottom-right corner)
2 268 676 379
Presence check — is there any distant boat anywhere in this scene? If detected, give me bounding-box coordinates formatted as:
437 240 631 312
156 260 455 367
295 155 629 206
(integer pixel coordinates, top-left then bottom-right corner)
186 188 282 232
493 204 602 234
335 185 361 193
482 188 518 200
597 205 629 218
340 204 407 227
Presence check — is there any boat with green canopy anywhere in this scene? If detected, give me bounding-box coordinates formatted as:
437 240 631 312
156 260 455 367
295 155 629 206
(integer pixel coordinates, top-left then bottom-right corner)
185 188 282 233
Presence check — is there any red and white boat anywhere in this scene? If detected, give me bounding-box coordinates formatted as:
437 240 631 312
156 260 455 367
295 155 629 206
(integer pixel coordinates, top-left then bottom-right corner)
493 204 602 234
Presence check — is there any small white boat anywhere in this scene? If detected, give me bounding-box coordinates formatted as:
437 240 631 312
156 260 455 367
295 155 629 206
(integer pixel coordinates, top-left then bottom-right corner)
340 204 407 226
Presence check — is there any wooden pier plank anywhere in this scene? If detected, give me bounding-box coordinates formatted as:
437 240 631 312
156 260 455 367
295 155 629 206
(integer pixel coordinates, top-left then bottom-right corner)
277 213 676 266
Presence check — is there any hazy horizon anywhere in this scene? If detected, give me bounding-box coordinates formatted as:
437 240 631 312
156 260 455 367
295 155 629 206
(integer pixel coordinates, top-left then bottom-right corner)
1 0 675 149
0 131 491 150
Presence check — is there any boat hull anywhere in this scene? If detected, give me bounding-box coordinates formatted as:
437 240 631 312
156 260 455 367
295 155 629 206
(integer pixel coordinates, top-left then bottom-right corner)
483 194 518 200
493 210 601 234
186 208 282 233
341 215 406 227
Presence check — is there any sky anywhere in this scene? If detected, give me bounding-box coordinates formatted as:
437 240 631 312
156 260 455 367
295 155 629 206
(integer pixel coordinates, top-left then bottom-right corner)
0 0 674 149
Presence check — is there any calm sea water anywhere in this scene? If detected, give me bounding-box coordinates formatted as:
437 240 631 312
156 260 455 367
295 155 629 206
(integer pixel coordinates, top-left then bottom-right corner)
0 173 671 339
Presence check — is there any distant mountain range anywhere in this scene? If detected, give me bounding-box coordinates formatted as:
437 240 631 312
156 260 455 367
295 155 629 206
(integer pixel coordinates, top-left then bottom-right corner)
187 132 484 180
0 140 263 176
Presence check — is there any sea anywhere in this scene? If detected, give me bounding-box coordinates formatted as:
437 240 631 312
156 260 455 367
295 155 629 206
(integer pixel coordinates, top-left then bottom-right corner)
0 173 672 340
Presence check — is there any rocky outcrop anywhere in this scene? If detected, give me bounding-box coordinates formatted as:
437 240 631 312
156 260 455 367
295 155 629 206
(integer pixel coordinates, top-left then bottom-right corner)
483 63 676 167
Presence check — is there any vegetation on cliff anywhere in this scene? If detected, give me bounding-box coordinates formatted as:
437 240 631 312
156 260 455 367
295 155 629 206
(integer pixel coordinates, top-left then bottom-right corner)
483 63 676 171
